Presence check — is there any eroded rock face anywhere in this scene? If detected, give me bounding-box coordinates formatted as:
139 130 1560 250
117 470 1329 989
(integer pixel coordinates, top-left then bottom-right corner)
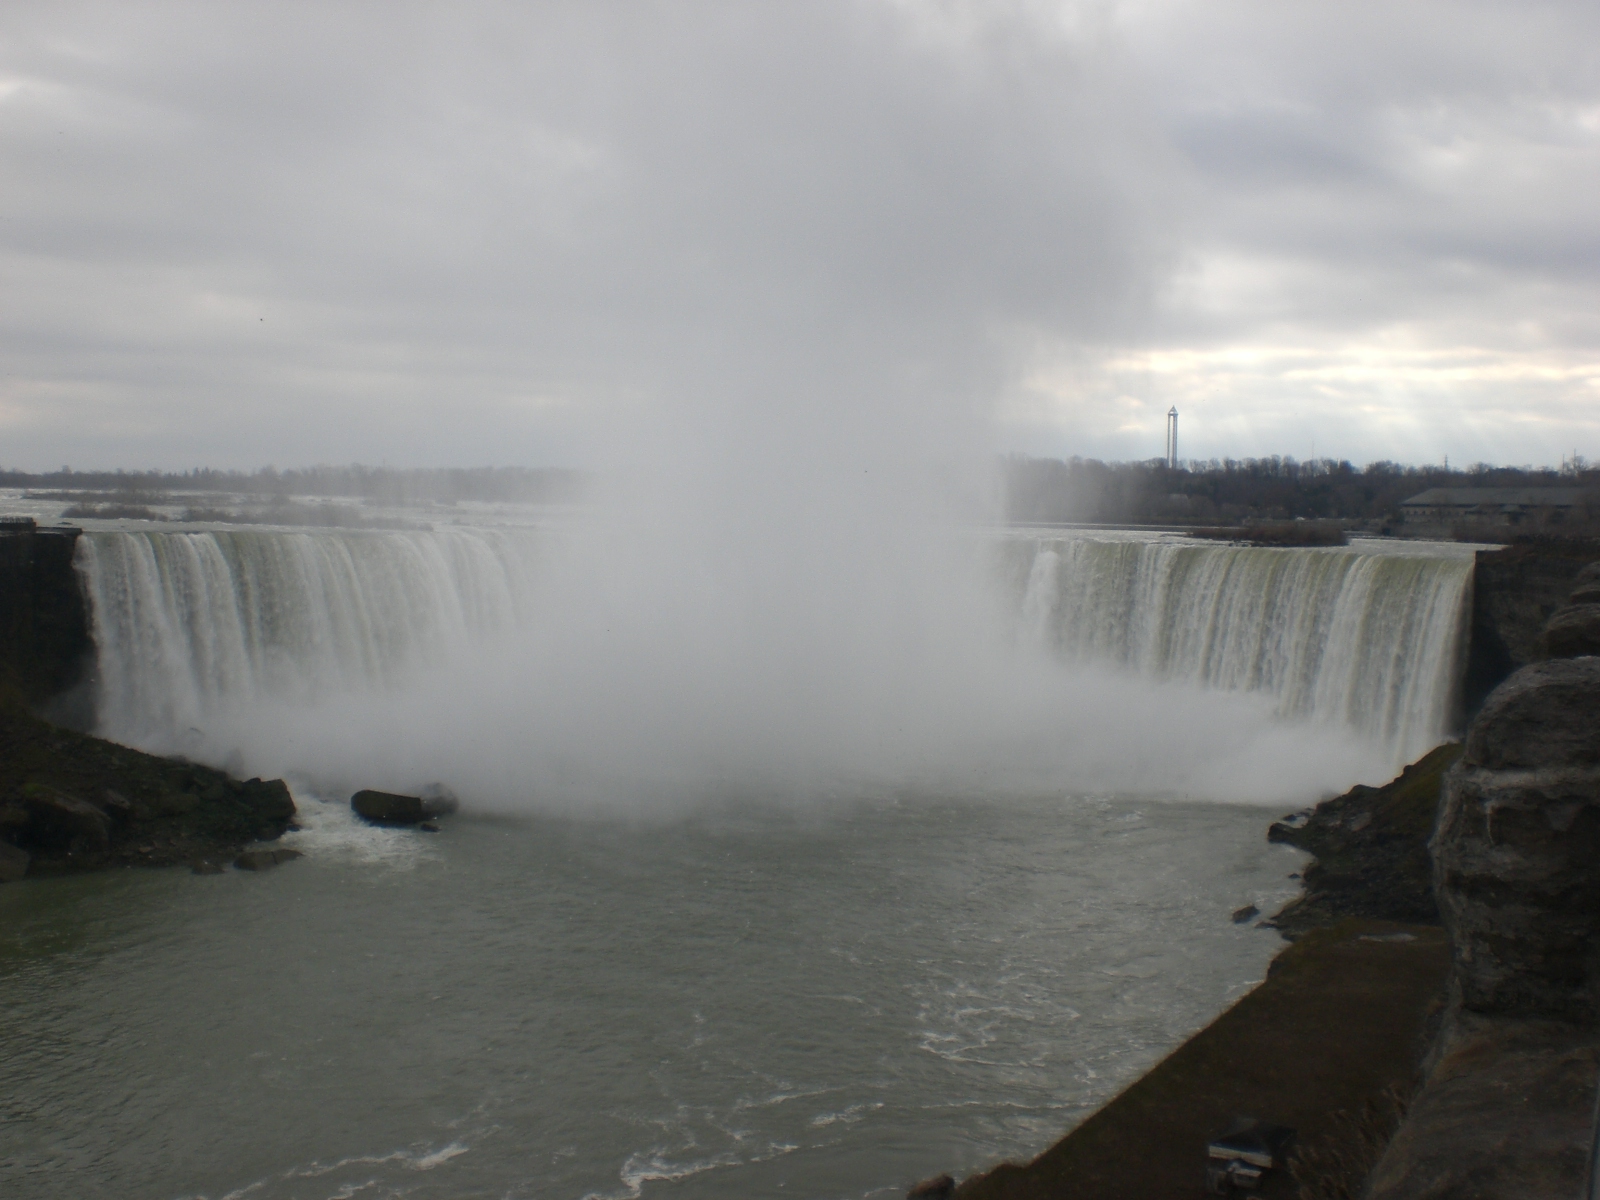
1365 1017 1600 1200
1434 658 1600 1020
1542 603 1600 657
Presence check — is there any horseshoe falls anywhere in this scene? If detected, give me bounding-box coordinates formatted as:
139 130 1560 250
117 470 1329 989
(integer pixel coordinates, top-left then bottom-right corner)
7 522 1482 1200
1004 532 1472 765
73 525 1473 801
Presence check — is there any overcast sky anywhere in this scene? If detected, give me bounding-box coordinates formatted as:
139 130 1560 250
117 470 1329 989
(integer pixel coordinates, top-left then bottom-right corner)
2 0 1596 473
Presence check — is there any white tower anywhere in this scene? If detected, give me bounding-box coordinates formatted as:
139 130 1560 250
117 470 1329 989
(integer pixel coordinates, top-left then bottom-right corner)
1165 407 1179 470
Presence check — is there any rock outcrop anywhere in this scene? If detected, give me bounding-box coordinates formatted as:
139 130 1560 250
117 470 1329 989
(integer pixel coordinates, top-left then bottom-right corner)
0 695 298 878
0 523 94 725
1462 540 1600 714
1364 642 1600 1198
1266 742 1461 937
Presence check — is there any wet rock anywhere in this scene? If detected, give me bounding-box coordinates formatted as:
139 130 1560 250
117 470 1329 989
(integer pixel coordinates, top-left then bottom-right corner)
1435 657 1600 1020
1540 601 1600 658
233 847 305 871
907 1174 954 1199
1231 904 1259 924
190 859 225 875
419 821 440 833
0 839 29 882
20 782 111 851
235 777 296 823
351 789 426 825
1267 743 1460 936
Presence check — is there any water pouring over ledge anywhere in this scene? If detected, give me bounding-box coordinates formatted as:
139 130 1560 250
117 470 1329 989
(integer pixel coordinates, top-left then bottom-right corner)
74 522 1474 809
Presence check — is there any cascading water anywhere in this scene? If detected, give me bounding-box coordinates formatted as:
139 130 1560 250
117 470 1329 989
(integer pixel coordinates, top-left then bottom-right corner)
78 527 541 749
1003 532 1473 763
73 525 1474 795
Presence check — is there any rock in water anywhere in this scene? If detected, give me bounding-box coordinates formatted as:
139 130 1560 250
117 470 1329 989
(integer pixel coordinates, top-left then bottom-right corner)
1434 657 1600 1019
1231 904 1260 924
351 789 426 825
907 1175 955 1199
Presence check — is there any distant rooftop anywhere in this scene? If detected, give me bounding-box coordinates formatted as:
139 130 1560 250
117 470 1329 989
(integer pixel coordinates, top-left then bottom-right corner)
1401 487 1586 508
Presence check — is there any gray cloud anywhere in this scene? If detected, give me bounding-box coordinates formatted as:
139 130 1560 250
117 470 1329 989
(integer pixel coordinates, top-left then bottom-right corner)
1 0 1596 471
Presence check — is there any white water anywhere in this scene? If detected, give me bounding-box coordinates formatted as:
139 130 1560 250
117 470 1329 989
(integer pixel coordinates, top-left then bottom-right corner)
75 526 1473 805
1004 533 1473 761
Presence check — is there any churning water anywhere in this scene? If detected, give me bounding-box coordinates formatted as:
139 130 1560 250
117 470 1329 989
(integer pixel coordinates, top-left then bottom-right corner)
1 523 1475 1199
1 789 1304 1200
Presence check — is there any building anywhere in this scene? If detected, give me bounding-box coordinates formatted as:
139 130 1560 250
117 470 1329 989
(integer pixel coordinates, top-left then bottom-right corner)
1400 487 1588 530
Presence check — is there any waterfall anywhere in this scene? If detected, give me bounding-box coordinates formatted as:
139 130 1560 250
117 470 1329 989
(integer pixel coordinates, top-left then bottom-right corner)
73 526 1473 795
78 528 541 747
1004 534 1473 760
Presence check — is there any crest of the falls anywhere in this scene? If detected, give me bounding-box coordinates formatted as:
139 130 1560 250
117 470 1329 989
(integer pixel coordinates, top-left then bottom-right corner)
1004 534 1472 761
73 526 1474 802
79 528 541 747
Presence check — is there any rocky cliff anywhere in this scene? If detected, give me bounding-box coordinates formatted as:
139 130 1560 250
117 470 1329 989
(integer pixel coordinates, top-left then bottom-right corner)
1462 539 1600 715
1365 569 1600 1200
0 523 95 726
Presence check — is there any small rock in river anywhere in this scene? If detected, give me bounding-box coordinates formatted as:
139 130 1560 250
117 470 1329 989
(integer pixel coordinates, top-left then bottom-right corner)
907 1175 955 1200
351 789 426 826
1232 904 1260 924
419 822 440 833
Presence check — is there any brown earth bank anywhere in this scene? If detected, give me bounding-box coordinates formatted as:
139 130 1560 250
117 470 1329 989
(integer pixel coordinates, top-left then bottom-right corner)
0 691 296 880
928 745 1464 1200
951 921 1450 1200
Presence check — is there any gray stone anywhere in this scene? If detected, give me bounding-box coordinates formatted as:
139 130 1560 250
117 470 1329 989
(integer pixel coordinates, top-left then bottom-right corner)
1458 657 1600 771
1541 602 1600 658
0 839 29 882
1365 1018 1600 1200
1435 658 1600 1020
1231 904 1259 924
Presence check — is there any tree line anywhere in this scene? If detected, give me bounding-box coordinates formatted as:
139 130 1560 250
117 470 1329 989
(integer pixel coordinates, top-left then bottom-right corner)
1001 455 1598 526
0 464 587 505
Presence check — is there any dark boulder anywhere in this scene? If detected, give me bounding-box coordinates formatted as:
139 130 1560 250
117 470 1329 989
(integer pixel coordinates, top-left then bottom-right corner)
1459 657 1600 770
0 839 29 882
1540 602 1600 658
352 786 458 825
907 1174 955 1199
19 782 111 851
1435 658 1600 1020
1231 904 1259 924
236 777 296 822
352 789 426 825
